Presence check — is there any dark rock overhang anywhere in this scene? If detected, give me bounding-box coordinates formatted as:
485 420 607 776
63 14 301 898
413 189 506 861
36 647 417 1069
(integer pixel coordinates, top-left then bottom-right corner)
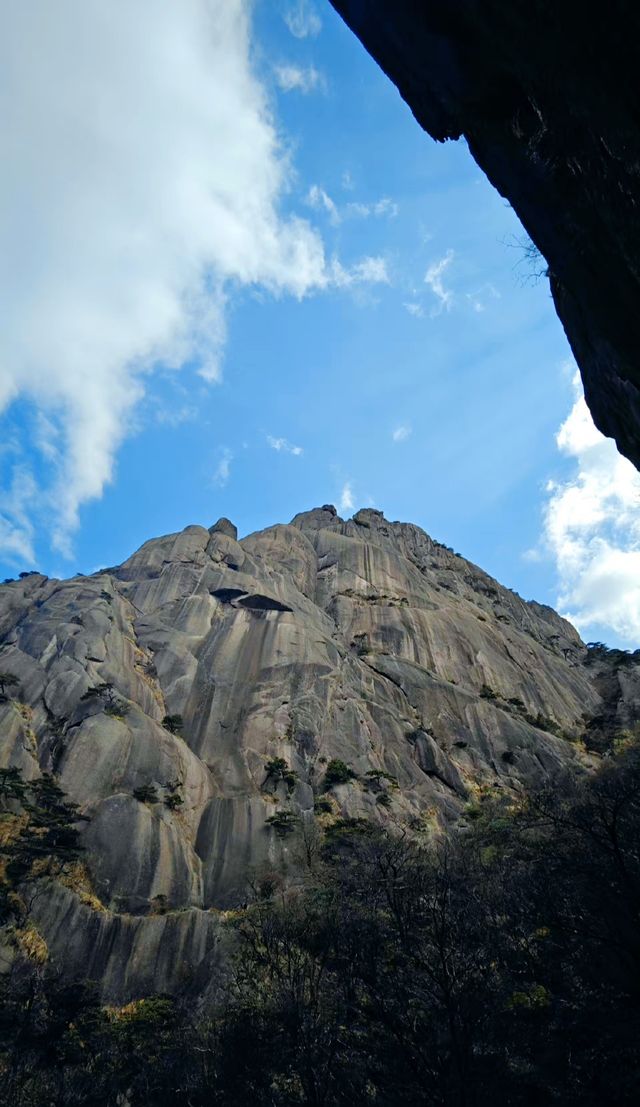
329 0 640 470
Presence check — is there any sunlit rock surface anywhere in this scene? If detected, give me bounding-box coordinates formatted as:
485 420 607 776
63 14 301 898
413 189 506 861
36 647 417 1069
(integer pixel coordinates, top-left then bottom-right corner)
2 507 636 998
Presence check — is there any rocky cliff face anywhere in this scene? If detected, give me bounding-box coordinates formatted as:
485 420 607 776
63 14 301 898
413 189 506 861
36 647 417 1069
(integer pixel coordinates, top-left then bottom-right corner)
1 506 638 999
329 1 640 470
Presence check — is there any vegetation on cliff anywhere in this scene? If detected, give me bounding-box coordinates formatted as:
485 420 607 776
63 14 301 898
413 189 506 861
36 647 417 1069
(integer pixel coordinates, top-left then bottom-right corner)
1 744 639 1105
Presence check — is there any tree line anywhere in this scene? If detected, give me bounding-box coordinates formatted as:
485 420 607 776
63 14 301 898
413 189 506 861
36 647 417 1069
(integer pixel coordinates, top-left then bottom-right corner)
1 745 639 1105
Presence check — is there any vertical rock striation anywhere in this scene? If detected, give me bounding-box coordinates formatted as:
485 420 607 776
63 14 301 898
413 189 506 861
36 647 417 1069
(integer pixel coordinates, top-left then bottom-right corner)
1 507 637 998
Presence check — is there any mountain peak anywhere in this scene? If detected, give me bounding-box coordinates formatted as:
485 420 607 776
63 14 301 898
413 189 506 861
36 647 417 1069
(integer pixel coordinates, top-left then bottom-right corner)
290 503 342 530
1 506 637 1000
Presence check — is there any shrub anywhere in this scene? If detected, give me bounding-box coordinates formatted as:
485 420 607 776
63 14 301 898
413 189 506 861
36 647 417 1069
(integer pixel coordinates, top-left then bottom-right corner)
365 769 399 790
323 817 373 840
133 784 158 804
525 711 561 736
81 682 129 717
0 766 28 807
163 714 183 735
79 677 125 712
0 771 87 927
104 702 129 718
81 682 110 702
264 757 296 792
584 642 640 668
265 810 298 836
0 672 20 701
150 894 168 915
322 759 357 790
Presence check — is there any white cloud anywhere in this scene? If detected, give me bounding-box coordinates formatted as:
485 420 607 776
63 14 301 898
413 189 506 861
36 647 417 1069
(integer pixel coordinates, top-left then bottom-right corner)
466 282 500 314
305 185 340 226
425 250 455 314
155 404 199 428
0 469 37 565
542 372 640 645
330 256 390 287
267 435 303 456
0 1 336 562
283 1 322 38
33 413 61 462
404 302 424 318
339 481 354 515
274 64 325 94
307 186 398 226
353 256 390 284
213 448 233 488
345 197 399 219
392 425 412 443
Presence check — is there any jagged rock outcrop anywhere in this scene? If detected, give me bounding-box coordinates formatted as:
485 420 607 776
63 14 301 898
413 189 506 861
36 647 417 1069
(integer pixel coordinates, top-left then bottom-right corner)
329 1 640 469
1 507 638 999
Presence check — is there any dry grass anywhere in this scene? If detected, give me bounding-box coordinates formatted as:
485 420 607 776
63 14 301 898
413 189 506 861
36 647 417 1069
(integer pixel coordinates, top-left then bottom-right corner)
106 998 146 1022
59 860 106 912
15 924 48 964
0 811 28 847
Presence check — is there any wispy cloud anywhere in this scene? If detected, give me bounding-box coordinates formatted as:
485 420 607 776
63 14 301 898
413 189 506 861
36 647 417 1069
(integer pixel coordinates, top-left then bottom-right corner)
466 282 500 314
33 413 61 462
305 185 340 226
0 468 37 565
274 64 325 94
392 425 412 443
306 185 398 225
330 256 390 288
409 269 497 320
155 404 199 428
541 372 640 644
213 448 233 488
352 257 390 284
425 250 455 315
283 0 322 38
267 435 303 456
345 197 398 219
339 481 354 515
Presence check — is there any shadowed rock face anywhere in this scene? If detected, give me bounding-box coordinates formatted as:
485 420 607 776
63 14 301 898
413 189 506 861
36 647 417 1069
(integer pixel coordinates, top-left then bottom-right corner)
329 1 640 469
1 507 639 999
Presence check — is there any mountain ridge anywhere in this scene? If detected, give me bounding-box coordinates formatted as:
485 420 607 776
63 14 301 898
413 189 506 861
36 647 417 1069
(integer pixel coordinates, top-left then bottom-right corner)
1 505 638 999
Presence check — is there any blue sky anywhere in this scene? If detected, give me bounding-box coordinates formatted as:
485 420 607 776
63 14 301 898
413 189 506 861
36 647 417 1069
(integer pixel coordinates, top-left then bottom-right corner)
2 0 640 647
